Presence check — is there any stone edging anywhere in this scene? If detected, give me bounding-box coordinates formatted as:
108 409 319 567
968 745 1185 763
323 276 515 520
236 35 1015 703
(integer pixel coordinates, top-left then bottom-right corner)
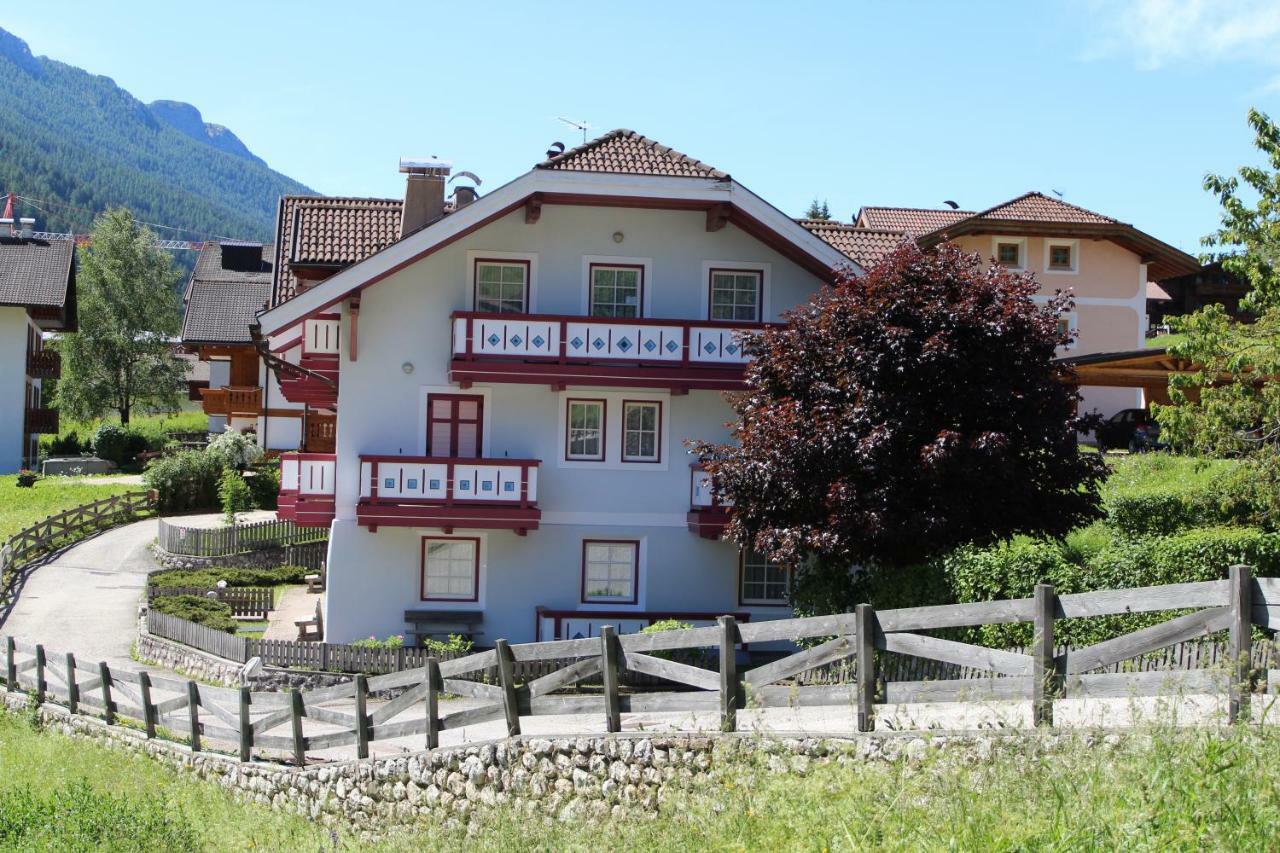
150 543 301 571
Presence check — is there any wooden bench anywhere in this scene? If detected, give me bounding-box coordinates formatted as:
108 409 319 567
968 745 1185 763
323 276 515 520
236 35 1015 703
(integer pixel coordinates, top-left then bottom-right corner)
296 600 323 641
305 571 325 593
404 610 483 646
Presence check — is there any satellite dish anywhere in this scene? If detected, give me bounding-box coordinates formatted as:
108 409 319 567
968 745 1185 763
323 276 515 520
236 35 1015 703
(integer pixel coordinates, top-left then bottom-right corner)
450 171 482 187
943 200 959 210
546 141 566 158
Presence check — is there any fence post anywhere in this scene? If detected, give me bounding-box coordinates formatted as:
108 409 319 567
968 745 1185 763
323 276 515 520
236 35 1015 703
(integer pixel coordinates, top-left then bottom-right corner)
397 646 407 672
855 604 875 733
34 644 45 704
290 688 306 767
320 643 330 672
354 674 371 759
187 681 201 753
139 672 156 738
495 639 521 737
601 625 621 733
1032 583 1057 727
5 636 14 692
238 686 252 762
98 662 114 724
1229 564 1253 723
425 658 441 750
718 615 738 732
64 653 78 714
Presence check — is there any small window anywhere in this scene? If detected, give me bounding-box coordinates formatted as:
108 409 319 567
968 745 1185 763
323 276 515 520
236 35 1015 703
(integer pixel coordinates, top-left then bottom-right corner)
709 269 762 322
1056 312 1078 349
582 540 638 603
996 242 1021 267
590 265 643 318
421 537 479 601
474 260 528 314
740 550 790 605
1049 244 1073 270
621 401 661 463
566 399 605 461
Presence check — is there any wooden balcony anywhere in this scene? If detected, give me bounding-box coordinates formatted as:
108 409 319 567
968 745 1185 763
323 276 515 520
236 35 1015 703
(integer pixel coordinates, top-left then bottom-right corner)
686 465 731 539
24 407 59 435
357 455 540 534
277 317 340 408
199 386 262 418
449 311 772 392
277 453 337 527
26 349 60 380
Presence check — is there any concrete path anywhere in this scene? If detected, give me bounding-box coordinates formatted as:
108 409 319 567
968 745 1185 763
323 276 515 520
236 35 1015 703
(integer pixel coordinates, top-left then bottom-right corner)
0 518 159 669
167 509 278 529
262 586 321 641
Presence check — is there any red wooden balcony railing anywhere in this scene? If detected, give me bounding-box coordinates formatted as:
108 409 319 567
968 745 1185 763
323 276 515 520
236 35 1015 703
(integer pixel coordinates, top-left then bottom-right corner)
277 452 337 527
687 464 731 539
357 455 540 534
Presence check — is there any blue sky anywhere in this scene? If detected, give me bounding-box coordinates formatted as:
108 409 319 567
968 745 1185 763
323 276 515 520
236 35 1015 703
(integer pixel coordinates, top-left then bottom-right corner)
9 1 1280 252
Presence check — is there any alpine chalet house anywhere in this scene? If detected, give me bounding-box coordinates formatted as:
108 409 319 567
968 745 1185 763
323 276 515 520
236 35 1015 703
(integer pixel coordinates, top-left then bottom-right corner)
0 215 75 472
802 195 1199 416
258 131 854 644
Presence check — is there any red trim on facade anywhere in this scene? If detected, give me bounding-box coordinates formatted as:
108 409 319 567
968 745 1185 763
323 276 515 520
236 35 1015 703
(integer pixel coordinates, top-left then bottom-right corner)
426 393 485 458
564 397 607 462
707 267 764 323
473 257 531 314
587 262 645 318
620 399 662 464
420 536 481 602
580 539 640 605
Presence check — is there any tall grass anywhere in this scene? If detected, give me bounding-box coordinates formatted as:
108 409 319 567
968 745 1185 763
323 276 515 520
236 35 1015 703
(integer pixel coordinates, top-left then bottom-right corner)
0 475 138 541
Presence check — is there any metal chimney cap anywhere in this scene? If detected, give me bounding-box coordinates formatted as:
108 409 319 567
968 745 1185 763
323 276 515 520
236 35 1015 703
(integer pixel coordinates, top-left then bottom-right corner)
399 156 452 176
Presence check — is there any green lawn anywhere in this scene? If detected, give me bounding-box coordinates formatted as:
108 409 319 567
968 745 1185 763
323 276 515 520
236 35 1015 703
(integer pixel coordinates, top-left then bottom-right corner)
1147 332 1187 350
38 409 208 457
2 708 1279 851
0 475 139 542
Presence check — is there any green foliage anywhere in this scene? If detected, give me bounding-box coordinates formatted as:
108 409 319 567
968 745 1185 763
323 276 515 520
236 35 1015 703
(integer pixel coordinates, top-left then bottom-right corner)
148 565 311 589
0 475 136 542
217 468 254 523
803 198 831 220
639 619 711 665
89 423 147 466
149 595 238 633
420 634 473 656
46 431 83 456
0 779 199 851
1100 453 1266 536
41 411 207 458
54 209 186 424
350 635 405 650
245 464 280 510
206 430 263 471
143 450 220 513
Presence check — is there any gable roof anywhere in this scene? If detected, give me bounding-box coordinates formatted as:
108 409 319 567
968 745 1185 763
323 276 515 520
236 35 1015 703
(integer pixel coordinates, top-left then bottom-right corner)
537 129 730 180
0 237 74 309
958 191 1119 226
272 196 404 305
797 221 905 268
856 206 972 234
182 241 273 345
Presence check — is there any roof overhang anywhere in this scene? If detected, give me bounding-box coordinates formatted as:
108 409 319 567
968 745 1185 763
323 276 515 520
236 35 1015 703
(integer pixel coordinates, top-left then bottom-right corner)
1055 347 1198 389
257 170 856 335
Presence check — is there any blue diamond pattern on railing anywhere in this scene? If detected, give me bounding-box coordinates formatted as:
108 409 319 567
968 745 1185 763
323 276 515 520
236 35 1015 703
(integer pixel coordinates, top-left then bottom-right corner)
459 480 471 491
510 334 523 347
407 479 418 490
665 340 679 353
617 337 632 352
704 342 717 354
429 479 441 490
487 333 501 346
570 336 584 350
725 344 739 355
643 339 657 352
592 337 606 350
532 335 545 348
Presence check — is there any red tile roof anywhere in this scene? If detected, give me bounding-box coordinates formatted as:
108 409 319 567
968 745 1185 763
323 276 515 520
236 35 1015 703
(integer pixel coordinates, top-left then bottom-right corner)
272 196 403 305
959 192 1118 227
537 129 729 179
857 207 972 234
798 221 906 268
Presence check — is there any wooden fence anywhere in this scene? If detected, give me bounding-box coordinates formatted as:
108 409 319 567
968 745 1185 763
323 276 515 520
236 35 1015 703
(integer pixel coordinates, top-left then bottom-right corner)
0 491 155 581
148 586 275 618
157 517 326 558
8 568 1280 766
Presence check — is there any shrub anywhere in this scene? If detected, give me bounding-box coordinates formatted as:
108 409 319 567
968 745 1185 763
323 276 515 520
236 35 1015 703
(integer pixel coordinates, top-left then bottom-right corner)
1101 454 1265 537
351 634 405 650
143 450 221 513
640 619 711 666
149 594 238 633
422 634 473 656
46 431 83 456
206 430 263 471
218 468 254 523
149 565 311 589
245 464 280 510
90 423 148 467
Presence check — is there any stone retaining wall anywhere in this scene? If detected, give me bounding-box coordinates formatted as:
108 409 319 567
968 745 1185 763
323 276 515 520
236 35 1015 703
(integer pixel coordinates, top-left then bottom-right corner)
136 622 353 691
2 688 1079 837
150 544 297 571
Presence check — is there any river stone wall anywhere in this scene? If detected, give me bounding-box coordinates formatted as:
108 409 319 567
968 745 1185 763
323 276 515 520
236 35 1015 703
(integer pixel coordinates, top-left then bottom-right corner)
150 544 298 571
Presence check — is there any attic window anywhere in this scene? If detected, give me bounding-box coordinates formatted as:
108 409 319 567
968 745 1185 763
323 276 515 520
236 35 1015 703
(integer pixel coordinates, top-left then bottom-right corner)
1045 240 1079 274
996 242 1022 268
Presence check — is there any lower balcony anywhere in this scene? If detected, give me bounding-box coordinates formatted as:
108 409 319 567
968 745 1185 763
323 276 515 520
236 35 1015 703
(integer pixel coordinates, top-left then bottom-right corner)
26 349 60 380
200 385 262 418
686 465 731 539
24 407 59 435
357 455 541 534
277 452 337 527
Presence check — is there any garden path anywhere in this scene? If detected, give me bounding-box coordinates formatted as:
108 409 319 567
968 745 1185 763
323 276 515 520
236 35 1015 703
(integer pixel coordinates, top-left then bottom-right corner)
262 586 321 641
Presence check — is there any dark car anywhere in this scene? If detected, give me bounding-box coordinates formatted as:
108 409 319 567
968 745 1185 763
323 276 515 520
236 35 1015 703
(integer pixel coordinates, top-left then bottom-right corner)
1096 408 1164 453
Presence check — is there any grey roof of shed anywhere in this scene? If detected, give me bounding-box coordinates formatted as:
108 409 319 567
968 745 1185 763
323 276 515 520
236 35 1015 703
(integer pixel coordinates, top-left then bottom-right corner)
0 237 75 308
181 241 274 344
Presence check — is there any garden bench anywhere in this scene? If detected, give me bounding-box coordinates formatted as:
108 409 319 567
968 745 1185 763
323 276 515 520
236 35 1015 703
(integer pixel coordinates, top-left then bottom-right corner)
305 572 325 593
404 609 483 646
295 600 323 641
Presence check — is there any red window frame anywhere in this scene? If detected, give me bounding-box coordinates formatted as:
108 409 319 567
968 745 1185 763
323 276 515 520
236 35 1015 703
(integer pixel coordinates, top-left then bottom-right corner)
426 393 485 458
420 536 481 602
620 399 662 464
473 258 531 314
580 539 640 605
707 267 764 323
588 262 645 318
737 550 791 607
565 397 607 462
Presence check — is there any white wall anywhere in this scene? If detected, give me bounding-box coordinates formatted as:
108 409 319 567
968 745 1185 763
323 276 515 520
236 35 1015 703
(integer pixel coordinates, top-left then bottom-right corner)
0 308 29 473
257 360 304 451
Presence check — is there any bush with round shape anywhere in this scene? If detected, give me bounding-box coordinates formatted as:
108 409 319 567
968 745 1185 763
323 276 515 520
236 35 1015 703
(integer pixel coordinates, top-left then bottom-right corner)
149 594 238 633
143 450 221 513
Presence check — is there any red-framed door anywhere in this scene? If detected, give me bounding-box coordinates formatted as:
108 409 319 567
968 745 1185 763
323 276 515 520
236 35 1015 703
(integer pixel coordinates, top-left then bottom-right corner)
427 394 484 458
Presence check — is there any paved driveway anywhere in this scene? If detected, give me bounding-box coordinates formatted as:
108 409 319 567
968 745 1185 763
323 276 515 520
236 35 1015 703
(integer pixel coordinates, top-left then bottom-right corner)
1 518 158 668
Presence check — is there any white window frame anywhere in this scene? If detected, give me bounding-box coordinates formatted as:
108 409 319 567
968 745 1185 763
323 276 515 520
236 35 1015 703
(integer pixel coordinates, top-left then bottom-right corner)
465 250 539 313
420 535 485 604
1043 239 1079 275
580 256 652 316
621 400 662 463
740 550 791 606
555 390 670 471
581 540 640 605
991 236 1027 271
565 398 606 462
700 260 771 322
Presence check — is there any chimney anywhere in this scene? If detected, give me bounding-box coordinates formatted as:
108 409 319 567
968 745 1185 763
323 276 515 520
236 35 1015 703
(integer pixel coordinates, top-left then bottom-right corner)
399 156 451 237
18 217 34 239
452 185 478 209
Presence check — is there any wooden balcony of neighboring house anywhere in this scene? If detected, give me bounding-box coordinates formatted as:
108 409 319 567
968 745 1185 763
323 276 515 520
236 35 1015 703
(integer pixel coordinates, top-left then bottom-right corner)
24 407 59 435
276 316 340 408
356 455 541 535
277 452 337 527
304 413 336 454
449 311 774 392
199 386 262 418
686 464 731 539
25 349 60 380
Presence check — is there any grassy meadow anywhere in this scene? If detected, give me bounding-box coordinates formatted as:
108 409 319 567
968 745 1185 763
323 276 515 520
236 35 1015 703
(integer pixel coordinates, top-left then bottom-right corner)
0 475 139 542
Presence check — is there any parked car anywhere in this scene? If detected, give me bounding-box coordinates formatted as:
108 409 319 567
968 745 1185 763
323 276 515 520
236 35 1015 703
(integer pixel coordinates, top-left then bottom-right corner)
1096 408 1165 453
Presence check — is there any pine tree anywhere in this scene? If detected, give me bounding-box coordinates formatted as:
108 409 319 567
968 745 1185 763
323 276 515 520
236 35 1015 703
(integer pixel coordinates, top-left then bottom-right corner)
804 198 832 220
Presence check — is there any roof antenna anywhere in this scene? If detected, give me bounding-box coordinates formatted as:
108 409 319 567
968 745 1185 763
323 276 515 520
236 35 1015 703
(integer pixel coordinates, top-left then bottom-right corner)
557 117 592 143
1051 189 1064 198
942 200 959 209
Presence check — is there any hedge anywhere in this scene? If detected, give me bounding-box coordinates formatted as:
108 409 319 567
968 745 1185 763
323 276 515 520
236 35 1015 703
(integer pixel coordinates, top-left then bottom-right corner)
149 565 311 589
148 595 238 633
1101 455 1269 538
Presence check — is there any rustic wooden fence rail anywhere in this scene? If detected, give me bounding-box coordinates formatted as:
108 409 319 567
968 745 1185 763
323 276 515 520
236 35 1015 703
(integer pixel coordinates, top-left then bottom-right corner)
148 586 276 618
0 491 155 582
8 568 1280 766
157 517 326 558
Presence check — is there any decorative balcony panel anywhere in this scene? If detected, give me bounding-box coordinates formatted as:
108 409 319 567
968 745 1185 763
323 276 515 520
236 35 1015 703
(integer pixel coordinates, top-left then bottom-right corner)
356 455 540 534
26 349 60 380
276 452 337 527
686 465 731 539
450 311 771 391
199 386 262 418
23 407 59 435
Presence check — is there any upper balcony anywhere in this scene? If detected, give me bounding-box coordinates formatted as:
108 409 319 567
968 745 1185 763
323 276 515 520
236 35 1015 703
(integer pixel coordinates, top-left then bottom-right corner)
275 316 340 409
449 311 772 392
277 452 337 527
199 386 262 418
26 349 60 380
357 455 541 535
686 465 731 539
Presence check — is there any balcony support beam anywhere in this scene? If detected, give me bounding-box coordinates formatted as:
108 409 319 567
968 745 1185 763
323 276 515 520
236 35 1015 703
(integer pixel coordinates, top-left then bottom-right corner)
525 193 543 224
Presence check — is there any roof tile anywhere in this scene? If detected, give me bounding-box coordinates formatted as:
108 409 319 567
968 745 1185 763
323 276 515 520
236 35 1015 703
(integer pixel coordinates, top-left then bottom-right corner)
858 207 973 234
537 129 729 179
182 242 273 344
272 196 403 305
798 220 906 268
0 237 74 308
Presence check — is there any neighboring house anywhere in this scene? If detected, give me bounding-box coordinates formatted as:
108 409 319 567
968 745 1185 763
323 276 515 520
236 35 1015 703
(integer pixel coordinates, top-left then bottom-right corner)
800 193 1200 417
256 130 852 644
0 217 76 473
1147 261 1250 328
